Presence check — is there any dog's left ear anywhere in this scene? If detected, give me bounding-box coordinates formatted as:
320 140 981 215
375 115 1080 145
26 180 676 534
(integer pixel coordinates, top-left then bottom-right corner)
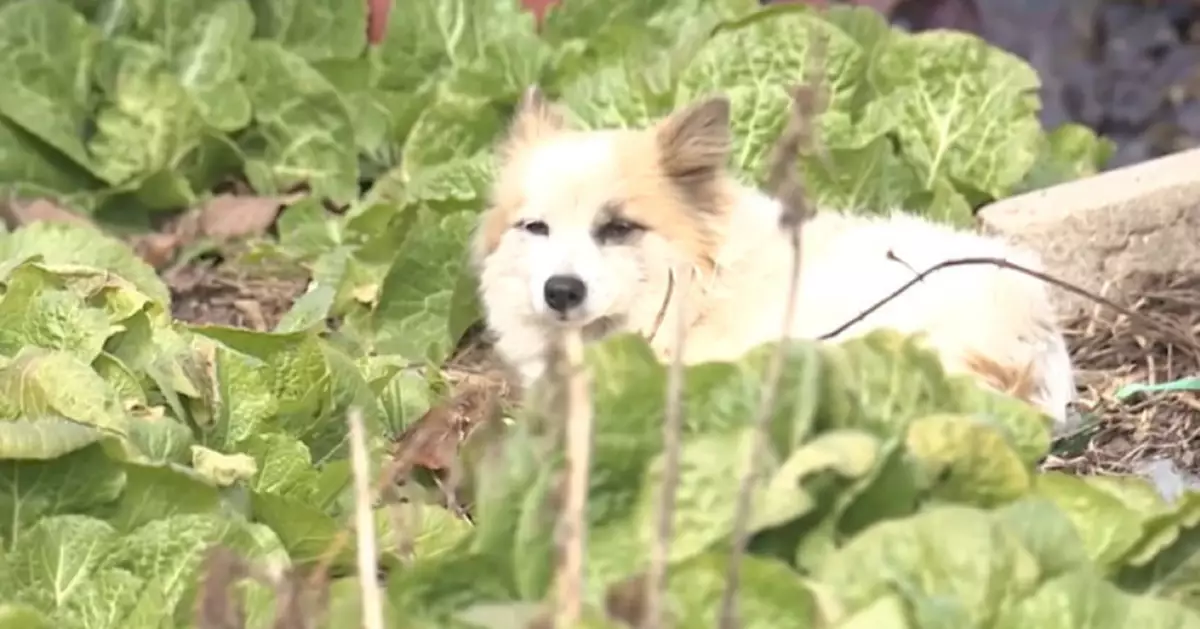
655 95 732 184
499 85 570 159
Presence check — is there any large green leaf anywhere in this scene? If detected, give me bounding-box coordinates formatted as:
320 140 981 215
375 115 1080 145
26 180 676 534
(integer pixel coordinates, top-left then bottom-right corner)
248 0 366 61
131 0 256 132
866 29 1043 200
816 505 1040 626
677 7 867 183
0 444 125 546
0 0 100 173
994 569 1200 629
371 209 476 363
241 40 358 203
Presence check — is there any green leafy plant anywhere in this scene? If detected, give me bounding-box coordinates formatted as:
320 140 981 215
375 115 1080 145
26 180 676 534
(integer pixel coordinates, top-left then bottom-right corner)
0 0 1161 628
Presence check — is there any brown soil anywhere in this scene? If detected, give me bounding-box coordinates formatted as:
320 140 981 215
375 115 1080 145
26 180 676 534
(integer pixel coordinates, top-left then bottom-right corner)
165 250 311 331
1045 271 1200 476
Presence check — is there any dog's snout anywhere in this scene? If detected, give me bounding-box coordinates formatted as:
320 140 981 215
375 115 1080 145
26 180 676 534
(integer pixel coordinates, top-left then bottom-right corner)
543 275 587 312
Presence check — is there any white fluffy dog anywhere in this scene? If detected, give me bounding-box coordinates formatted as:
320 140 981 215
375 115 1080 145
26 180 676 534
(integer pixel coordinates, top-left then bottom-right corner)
470 88 1077 434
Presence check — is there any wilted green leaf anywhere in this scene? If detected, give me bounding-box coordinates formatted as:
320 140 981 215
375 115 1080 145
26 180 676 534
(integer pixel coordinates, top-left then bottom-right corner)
0 348 130 456
0 265 113 363
191 445 258 487
0 222 170 306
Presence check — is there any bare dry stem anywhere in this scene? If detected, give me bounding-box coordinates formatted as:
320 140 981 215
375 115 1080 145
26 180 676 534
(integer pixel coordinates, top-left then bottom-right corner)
552 329 593 627
718 41 827 629
643 271 692 629
347 407 386 629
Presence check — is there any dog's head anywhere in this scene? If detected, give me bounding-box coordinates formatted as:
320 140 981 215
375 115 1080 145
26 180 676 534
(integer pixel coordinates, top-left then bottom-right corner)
471 88 735 338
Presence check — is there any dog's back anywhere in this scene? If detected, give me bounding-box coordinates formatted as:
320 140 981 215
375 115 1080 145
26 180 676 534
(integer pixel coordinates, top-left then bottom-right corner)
790 210 1077 432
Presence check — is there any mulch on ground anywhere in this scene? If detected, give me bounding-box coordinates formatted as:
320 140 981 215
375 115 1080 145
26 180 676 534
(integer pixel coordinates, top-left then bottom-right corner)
166 251 311 331
1044 271 1200 476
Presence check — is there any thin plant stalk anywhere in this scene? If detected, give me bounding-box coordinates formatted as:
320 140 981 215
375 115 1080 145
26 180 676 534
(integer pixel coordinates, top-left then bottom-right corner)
717 69 825 629
347 407 386 629
644 271 692 629
554 329 593 627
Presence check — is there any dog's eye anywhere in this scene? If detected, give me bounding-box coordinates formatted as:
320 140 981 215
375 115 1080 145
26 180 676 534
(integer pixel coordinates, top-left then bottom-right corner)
517 220 549 236
595 219 643 243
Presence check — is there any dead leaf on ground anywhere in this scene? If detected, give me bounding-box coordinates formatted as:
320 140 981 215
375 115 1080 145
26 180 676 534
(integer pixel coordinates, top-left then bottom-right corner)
199 192 306 241
0 197 96 229
131 232 184 269
390 373 507 472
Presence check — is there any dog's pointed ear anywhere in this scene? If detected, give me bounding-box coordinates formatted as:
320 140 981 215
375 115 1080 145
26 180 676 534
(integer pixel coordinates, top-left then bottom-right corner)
500 85 569 158
654 95 732 183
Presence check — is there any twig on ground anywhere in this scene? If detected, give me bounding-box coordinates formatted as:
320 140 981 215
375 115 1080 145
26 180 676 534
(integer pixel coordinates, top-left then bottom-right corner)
644 270 693 629
551 329 593 627
816 253 1200 356
347 407 386 629
718 36 828 629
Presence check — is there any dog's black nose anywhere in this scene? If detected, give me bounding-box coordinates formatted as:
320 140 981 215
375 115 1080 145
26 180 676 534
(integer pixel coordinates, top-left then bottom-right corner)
543 275 587 313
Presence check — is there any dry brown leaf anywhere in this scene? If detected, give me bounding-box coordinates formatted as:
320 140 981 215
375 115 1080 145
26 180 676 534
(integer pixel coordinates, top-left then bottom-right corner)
199 193 304 241
0 197 96 229
391 374 506 472
130 232 183 269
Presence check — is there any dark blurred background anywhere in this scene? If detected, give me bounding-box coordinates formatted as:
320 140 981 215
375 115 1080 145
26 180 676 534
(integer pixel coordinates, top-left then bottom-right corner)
781 0 1200 170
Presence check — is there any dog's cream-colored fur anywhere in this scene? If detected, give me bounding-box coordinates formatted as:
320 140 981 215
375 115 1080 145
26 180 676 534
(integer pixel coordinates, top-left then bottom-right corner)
471 89 1078 434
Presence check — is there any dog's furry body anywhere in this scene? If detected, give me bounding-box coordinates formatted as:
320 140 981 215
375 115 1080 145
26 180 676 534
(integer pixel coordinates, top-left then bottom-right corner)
472 90 1078 434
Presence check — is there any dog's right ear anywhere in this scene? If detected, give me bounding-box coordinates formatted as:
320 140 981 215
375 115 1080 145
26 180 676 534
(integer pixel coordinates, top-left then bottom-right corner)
499 85 569 159
654 95 732 185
